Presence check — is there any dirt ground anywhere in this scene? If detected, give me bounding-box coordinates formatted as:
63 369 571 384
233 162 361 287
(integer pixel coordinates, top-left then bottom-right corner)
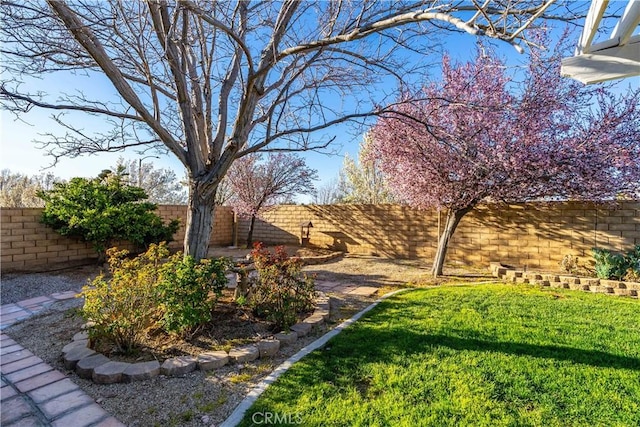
3 250 494 426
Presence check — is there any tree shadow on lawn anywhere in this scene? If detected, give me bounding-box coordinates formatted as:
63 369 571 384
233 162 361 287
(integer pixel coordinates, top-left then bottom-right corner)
330 326 640 373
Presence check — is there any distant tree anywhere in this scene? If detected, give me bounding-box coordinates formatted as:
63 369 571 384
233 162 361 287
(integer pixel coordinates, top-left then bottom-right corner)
313 177 342 205
0 169 59 207
371 44 640 277
227 153 317 247
38 171 179 261
113 158 187 205
214 177 234 206
339 134 395 204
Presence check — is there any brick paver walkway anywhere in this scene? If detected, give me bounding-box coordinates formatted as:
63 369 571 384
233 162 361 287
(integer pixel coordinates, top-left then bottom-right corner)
1 291 78 331
315 281 379 297
1 292 125 427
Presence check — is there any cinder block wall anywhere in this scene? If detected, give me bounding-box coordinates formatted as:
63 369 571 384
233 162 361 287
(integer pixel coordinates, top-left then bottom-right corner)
238 202 640 271
1 206 234 272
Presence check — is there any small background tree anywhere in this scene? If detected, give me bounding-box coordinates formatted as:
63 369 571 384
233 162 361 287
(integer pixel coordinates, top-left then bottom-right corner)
313 178 342 205
227 153 317 247
371 43 640 277
339 134 395 204
38 170 179 261
0 169 59 207
112 158 187 205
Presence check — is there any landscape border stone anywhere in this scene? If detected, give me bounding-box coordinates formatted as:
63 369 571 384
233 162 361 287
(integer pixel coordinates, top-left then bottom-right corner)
228 345 260 363
489 262 639 298
123 360 160 382
60 291 333 384
256 339 280 358
76 354 110 379
197 351 229 371
93 361 131 384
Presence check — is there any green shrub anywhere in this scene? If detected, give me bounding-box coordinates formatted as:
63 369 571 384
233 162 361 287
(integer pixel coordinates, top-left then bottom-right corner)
249 243 316 330
38 171 179 260
80 245 165 353
591 245 640 281
80 243 229 352
157 254 229 335
624 245 640 282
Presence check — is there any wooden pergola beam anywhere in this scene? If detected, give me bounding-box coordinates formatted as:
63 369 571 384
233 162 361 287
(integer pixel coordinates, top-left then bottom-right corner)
563 0 640 84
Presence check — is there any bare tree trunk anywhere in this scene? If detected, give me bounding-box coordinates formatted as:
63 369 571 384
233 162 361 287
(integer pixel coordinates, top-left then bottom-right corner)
184 181 217 260
432 206 473 277
246 214 257 249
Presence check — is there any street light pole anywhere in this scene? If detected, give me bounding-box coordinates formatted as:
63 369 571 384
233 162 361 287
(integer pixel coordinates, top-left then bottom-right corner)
138 155 159 188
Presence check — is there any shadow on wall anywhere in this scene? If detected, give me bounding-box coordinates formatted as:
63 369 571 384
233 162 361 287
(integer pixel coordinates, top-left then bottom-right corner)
307 204 436 259
457 201 637 269
229 201 639 271
236 216 298 246
320 231 359 253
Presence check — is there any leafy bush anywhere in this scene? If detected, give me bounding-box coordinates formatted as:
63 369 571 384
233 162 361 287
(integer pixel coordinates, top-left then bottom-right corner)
591 245 640 281
38 171 179 260
80 243 229 352
80 245 165 353
624 245 640 282
157 254 228 335
249 243 316 330
560 254 579 274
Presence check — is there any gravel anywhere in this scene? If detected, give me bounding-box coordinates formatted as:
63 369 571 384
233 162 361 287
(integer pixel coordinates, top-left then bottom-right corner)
1 265 101 305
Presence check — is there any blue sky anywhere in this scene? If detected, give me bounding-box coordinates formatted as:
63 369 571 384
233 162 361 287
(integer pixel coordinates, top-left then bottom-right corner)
1 7 637 202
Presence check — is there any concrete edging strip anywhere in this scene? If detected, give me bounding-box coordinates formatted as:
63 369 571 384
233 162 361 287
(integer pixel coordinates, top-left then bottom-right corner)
220 287 414 427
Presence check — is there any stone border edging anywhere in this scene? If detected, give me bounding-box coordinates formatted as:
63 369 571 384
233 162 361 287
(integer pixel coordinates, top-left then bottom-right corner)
219 287 415 427
61 292 333 384
297 251 343 266
490 263 640 297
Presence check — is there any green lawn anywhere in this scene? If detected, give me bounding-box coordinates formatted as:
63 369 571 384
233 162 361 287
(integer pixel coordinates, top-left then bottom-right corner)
239 284 640 427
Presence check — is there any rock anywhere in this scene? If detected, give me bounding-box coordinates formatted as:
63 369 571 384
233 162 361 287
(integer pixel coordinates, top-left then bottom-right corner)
62 340 88 355
93 361 131 384
274 331 297 346
559 276 580 285
123 360 160 382
76 354 110 379
63 346 96 370
228 345 259 363
303 314 325 330
313 309 330 321
290 322 312 337
256 339 280 358
197 351 229 371
543 274 560 283
161 356 197 376
316 302 330 312
81 321 96 330
600 279 623 288
201 415 210 424
73 331 89 341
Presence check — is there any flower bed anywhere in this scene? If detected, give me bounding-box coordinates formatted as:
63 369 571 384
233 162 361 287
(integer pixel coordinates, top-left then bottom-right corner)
61 293 332 384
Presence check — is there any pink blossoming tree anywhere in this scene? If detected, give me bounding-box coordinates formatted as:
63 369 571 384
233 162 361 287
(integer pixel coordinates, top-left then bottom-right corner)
227 153 317 248
371 45 640 277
